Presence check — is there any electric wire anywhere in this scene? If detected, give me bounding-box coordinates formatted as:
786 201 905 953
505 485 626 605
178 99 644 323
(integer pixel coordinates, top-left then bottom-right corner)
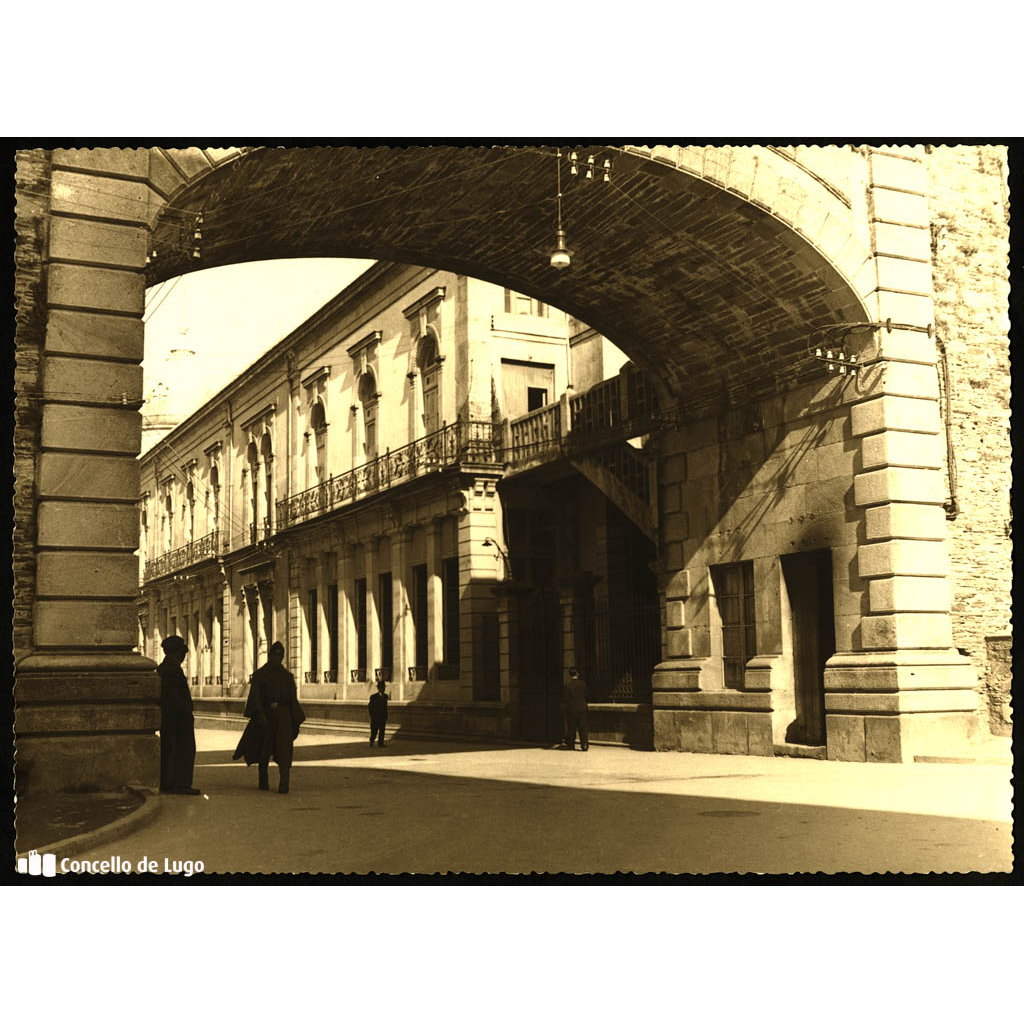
142 275 182 323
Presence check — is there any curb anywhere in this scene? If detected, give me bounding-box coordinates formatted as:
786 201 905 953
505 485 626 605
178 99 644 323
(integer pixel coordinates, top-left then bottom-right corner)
32 786 164 860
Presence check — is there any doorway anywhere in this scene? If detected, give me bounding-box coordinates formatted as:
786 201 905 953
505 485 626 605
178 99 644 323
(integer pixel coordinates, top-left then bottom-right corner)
518 586 564 743
780 549 835 746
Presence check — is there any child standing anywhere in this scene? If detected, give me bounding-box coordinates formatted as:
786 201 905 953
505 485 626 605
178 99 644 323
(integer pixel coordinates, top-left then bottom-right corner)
368 679 389 747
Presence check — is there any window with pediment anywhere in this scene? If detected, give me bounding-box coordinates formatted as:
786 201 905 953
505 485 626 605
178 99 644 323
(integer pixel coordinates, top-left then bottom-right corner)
359 371 379 461
310 399 328 482
416 334 442 435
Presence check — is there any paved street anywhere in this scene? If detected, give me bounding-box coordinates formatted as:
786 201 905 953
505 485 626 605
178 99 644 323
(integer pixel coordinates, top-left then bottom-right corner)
77 722 1012 876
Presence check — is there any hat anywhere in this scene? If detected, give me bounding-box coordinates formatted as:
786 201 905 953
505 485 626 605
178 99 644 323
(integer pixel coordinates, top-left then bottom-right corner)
161 635 187 654
269 641 285 657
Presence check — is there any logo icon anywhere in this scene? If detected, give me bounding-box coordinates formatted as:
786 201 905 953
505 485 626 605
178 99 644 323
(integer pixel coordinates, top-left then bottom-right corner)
17 851 56 877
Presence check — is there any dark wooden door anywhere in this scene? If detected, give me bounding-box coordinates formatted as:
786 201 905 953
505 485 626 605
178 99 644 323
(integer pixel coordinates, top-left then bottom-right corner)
781 550 835 746
518 587 563 743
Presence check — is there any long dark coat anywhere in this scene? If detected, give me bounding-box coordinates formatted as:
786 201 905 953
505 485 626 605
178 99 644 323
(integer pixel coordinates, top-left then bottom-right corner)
368 690 389 723
233 661 305 768
158 656 196 790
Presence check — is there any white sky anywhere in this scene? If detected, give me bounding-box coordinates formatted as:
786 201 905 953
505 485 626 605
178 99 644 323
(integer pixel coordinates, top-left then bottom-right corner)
142 258 374 417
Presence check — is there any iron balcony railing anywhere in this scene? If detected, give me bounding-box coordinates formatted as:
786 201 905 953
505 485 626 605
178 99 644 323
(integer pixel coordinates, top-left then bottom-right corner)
277 419 501 530
247 519 271 546
144 530 224 582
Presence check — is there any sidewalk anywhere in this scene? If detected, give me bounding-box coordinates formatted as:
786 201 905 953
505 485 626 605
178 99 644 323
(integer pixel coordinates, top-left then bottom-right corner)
15 790 147 856
34 723 1013 875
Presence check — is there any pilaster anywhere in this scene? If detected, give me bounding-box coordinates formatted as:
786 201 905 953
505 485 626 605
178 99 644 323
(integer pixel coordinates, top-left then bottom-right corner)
16 149 161 793
822 146 979 760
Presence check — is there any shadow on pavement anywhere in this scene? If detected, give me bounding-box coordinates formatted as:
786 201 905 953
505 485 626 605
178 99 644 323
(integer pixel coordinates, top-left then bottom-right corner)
195 733 539 767
80 756 1014 876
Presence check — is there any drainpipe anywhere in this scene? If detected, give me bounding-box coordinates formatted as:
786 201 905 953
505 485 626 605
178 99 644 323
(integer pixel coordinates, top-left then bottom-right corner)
935 336 960 520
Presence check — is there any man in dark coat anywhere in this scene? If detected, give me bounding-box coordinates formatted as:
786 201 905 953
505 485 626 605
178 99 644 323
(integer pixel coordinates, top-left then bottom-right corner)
233 641 305 793
368 678 389 747
158 635 200 794
560 666 589 752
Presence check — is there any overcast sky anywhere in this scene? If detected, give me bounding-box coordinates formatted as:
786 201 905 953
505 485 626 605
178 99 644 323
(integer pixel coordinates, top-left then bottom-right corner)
142 258 374 418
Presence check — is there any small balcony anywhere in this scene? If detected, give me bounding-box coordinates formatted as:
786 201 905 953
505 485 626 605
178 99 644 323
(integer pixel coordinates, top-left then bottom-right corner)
507 365 660 468
144 530 224 583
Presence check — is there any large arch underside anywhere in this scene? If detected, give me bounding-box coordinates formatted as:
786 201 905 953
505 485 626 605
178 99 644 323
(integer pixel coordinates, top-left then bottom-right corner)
148 146 869 419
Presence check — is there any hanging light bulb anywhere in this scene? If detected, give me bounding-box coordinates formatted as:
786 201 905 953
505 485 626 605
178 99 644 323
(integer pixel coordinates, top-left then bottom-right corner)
550 229 572 269
550 149 573 270
603 158 612 182
569 151 579 176
586 155 595 180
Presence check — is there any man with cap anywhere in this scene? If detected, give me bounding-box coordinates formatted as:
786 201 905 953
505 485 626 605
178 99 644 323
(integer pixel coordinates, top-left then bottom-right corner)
233 641 306 794
559 666 589 751
158 635 200 794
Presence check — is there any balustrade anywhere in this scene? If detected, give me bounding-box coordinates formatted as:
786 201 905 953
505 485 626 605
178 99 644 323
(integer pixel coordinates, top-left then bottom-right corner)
509 402 562 459
277 419 500 529
144 530 223 582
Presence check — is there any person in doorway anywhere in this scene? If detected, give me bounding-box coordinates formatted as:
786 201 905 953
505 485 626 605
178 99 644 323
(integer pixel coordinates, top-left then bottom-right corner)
158 635 201 794
369 678 389 748
560 666 589 752
233 641 305 793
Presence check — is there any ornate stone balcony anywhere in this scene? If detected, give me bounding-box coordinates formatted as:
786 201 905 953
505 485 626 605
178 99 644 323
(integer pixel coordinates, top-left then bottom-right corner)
143 530 224 583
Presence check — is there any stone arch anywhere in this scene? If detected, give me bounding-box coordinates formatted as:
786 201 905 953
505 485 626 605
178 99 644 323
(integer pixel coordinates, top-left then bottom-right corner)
144 146 873 416
15 144 986 793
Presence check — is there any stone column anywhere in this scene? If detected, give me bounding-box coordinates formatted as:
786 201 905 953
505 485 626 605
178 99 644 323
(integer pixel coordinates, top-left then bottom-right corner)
256 583 270 667
391 529 413 699
15 150 168 793
317 552 331 684
337 544 355 693
824 146 978 762
212 599 223 687
492 581 531 726
456 477 503 702
425 520 444 677
365 538 380 685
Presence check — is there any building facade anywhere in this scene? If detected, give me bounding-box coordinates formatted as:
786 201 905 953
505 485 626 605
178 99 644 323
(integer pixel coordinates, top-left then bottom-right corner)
137 262 658 742
14 145 1011 794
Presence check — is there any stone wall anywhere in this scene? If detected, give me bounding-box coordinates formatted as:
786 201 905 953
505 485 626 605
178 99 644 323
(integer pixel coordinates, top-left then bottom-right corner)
926 145 1012 734
13 150 50 661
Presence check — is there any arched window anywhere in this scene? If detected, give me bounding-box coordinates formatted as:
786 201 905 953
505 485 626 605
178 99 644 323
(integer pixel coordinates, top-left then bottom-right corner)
185 481 195 543
260 433 274 533
417 334 441 435
164 494 173 552
209 465 220 533
359 371 378 461
310 400 328 482
247 440 259 541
